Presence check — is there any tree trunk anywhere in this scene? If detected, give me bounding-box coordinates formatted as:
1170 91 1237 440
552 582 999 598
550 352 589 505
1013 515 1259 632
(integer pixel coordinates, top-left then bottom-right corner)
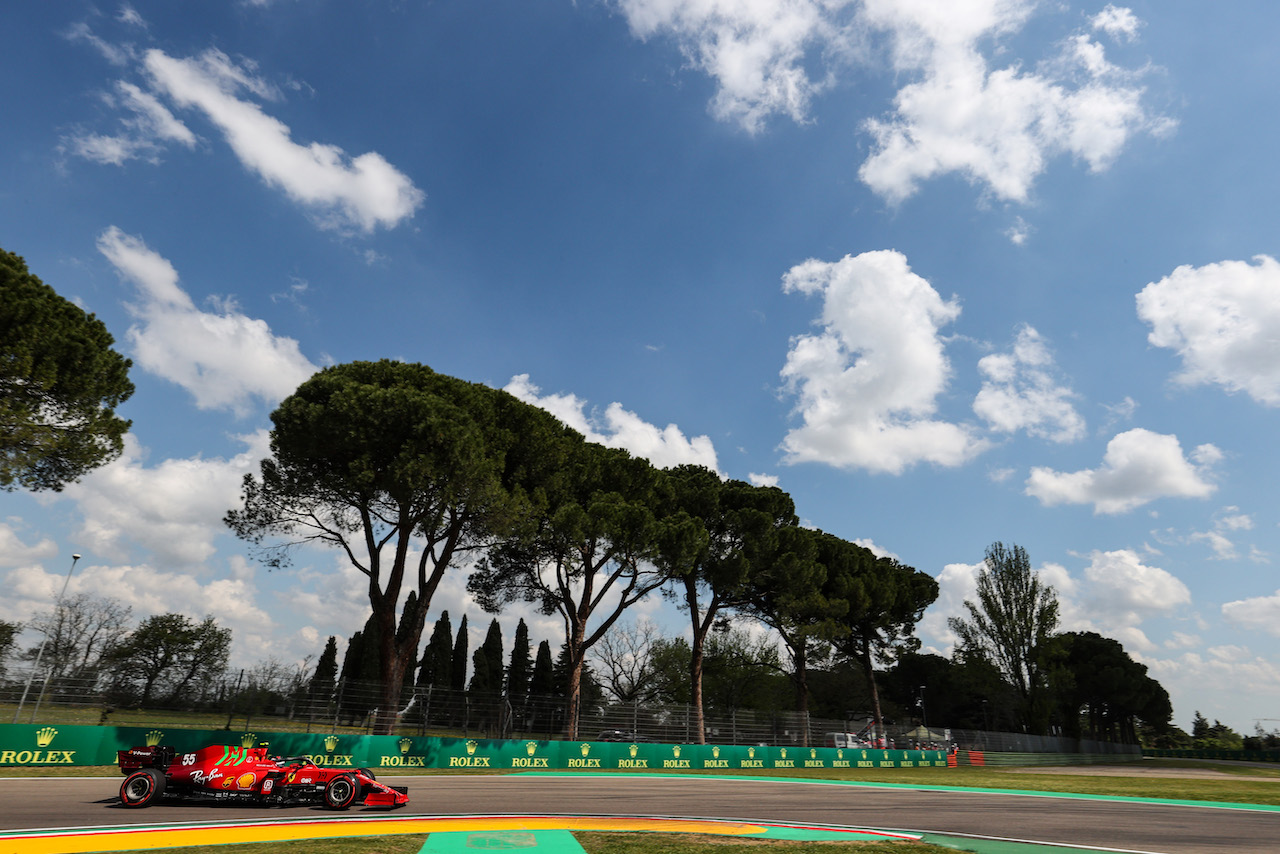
859 637 885 748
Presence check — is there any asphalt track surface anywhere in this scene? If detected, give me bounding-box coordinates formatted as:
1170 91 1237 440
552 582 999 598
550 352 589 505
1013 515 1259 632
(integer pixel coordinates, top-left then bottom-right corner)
2 774 1278 853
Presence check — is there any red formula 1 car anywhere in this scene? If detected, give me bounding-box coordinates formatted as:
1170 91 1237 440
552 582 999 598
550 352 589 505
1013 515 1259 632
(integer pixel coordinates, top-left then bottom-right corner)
117 743 409 810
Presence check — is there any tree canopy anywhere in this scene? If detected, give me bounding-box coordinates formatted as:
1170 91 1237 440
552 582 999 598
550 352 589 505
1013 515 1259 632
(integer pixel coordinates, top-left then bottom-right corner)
1 248 133 491
226 360 570 733
468 440 673 738
949 542 1060 733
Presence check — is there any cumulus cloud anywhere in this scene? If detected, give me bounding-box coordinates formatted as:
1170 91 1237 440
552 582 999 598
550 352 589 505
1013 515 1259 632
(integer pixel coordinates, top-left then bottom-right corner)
60 430 270 567
748 472 779 488
1137 255 1280 406
1223 591 1280 638
1025 428 1219 514
858 0 1164 204
98 226 318 413
1079 548 1191 632
616 2 1164 202
779 250 987 474
974 325 1085 442
0 524 58 568
616 0 859 134
504 375 720 472
1092 5 1142 42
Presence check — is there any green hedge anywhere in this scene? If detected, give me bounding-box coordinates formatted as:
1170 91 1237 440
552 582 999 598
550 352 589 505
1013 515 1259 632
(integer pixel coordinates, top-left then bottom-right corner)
0 724 949 771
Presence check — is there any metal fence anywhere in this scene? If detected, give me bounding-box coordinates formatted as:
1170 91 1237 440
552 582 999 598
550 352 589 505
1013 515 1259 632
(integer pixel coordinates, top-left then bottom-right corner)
0 672 1137 756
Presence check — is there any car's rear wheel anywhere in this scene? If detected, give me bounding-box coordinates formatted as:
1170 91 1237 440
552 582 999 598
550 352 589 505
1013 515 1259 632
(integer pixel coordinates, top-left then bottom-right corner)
120 768 166 808
323 773 358 810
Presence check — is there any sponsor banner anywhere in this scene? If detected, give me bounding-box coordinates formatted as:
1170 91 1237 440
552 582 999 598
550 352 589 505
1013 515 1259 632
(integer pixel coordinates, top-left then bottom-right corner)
0 724 948 769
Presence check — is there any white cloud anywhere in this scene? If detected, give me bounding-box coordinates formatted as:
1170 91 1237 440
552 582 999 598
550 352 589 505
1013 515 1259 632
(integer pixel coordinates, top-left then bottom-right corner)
143 48 424 233
853 538 898 561
974 325 1085 442
1092 5 1142 42
616 2 1164 202
921 549 1187 658
65 21 134 67
1136 255 1280 406
1223 590 1280 638
98 227 318 413
0 525 58 568
1025 428 1219 514
616 0 858 134
504 375 720 472
64 81 198 166
1080 548 1191 630
60 430 270 568
779 250 987 474
918 560 981 650
748 472 779 488
858 0 1163 204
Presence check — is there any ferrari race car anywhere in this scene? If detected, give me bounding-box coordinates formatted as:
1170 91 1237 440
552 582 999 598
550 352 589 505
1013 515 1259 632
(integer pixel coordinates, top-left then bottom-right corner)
117 743 409 810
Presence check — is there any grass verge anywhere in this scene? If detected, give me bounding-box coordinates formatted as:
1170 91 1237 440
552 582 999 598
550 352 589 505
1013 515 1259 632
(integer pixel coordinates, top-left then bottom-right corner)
7 761 1279 804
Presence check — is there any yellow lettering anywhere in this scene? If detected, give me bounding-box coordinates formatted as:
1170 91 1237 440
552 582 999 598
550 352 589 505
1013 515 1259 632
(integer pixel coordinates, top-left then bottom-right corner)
0 751 15 764
739 760 763 768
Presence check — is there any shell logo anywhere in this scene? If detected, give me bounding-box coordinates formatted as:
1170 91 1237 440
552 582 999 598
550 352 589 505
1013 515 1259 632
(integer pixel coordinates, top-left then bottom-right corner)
237 772 257 790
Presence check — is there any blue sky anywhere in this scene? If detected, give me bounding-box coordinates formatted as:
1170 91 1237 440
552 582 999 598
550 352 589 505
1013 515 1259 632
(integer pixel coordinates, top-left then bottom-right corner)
4 1 1278 734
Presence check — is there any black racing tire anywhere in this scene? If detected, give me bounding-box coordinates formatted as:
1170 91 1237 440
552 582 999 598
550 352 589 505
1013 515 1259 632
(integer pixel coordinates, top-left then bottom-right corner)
323 773 358 810
120 768 166 808
357 767 376 781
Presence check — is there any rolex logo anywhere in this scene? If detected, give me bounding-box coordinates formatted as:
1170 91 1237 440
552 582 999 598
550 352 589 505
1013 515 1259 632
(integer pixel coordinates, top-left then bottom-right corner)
399 738 413 755
748 747 756 758
712 746 720 758
36 727 57 748
241 733 257 749
324 736 340 753
837 749 844 759
580 743 591 757
810 748 817 759
672 745 681 758
526 742 538 756
466 740 478 755
629 744 638 758
145 730 164 747
861 750 868 759
779 748 787 759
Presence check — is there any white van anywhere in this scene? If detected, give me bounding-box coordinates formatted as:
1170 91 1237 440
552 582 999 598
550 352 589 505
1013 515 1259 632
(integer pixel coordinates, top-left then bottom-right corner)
822 732 866 749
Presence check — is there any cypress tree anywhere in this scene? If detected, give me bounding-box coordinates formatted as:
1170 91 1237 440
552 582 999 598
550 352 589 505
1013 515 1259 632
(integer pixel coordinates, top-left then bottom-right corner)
418 611 453 687
450 614 469 692
507 618 532 702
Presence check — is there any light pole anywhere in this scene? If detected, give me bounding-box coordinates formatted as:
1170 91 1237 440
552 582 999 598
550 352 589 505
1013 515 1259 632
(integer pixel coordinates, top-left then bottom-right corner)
13 553 81 723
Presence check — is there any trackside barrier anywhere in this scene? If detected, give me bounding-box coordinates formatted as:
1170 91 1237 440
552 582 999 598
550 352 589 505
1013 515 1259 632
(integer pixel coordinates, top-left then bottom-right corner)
952 749 1140 767
0 724 950 771
1144 748 1280 763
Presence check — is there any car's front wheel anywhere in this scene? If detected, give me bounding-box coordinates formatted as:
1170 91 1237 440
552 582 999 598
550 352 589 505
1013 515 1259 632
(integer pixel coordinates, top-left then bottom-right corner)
120 768 166 808
323 773 358 810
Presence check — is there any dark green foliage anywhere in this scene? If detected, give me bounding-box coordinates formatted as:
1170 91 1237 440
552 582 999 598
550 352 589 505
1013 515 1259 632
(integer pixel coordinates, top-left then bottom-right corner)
0 619 20 678
450 614 469 693
1 248 133 491
418 611 453 688
107 614 231 707
227 360 568 733
506 618 532 702
1191 710 1244 749
469 440 673 738
1044 631 1171 742
658 465 798 742
309 636 339 705
948 541 1059 734
469 619 504 694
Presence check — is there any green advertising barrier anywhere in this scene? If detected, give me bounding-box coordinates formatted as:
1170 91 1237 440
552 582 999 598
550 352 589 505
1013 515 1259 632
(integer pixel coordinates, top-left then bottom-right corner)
0 724 949 771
